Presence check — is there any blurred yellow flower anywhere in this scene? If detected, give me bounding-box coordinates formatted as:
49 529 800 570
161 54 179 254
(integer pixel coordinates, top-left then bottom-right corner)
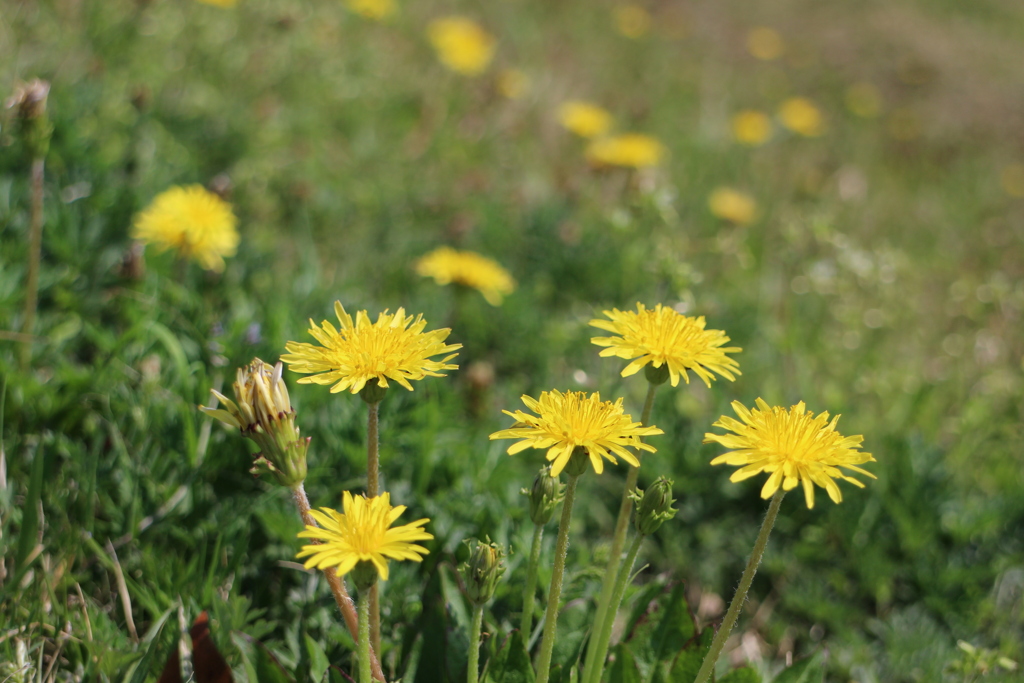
778 97 825 137
747 27 783 60
558 101 614 139
427 17 496 76
297 492 432 581
1002 164 1024 198
614 4 651 39
708 187 758 224
282 302 461 394
490 390 663 476
345 0 395 20
590 303 741 388
497 69 530 100
845 82 882 118
195 0 238 7
415 246 516 305
586 133 665 168
706 398 876 509
132 185 239 272
731 110 773 146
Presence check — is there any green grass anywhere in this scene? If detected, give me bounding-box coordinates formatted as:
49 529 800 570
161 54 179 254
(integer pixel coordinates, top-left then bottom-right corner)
2 0 1023 681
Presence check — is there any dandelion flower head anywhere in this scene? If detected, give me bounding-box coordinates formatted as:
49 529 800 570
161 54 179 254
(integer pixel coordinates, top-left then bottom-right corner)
282 301 461 394
590 303 741 387
132 185 239 272
708 187 758 225
705 398 876 509
427 17 496 76
415 246 516 305
297 492 432 580
779 97 825 137
345 0 396 20
558 101 614 139
731 110 773 146
747 27 784 61
614 4 651 39
490 390 663 476
586 133 665 168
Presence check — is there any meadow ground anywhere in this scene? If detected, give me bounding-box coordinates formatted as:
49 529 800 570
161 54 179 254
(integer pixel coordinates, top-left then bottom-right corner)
1 0 1024 681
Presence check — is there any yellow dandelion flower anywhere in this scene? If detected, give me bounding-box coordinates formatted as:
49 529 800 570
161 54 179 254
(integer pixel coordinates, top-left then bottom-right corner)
778 97 826 137
195 0 238 7
845 82 882 118
731 110 773 146
558 101 614 139
415 247 515 306
585 133 666 169
281 302 461 394
708 187 758 225
345 0 395 20
132 185 239 272
590 303 741 388
497 69 530 100
1002 163 1024 198
705 398 876 509
614 4 651 39
490 390 663 476
427 17 496 76
297 491 432 581
747 27 784 61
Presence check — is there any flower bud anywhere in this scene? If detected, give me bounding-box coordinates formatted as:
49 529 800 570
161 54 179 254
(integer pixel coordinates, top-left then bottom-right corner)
522 465 563 525
460 538 506 606
632 476 677 536
644 362 670 386
5 79 52 159
200 358 309 487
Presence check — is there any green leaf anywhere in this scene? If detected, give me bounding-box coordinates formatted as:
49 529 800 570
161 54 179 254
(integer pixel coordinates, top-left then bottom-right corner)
606 643 641 683
770 653 824 683
649 584 697 665
253 639 297 683
304 634 330 683
488 631 536 683
14 442 46 572
718 667 762 683
123 605 174 683
665 628 713 683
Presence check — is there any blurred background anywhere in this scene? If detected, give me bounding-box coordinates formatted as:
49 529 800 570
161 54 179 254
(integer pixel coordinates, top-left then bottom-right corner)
1 0 1023 680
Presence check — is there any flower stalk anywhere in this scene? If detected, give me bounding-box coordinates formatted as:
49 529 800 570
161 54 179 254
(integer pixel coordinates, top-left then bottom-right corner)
535 470 580 683
694 489 785 683
581 381 657 683
467 603 484 683
520 524 544 638
587 534 642 683
358 588 373 683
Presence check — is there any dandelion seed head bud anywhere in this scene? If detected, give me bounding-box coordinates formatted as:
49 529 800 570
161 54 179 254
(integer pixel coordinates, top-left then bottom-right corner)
632 476 677 536
200 358 309 487
522 465 563 525
460 537 506 606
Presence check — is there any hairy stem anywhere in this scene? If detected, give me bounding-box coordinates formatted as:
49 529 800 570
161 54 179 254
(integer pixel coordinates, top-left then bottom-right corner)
694 489 785 683
20 157 44 368
535 474 579 683
358 589 373 683
587 534 643 683
582 382 656 683
468 603 484 683
520 524 544 638
292 484 385 682
366 400 382 656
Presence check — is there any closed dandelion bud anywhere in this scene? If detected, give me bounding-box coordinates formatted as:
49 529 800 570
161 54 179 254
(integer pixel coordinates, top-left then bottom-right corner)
200 358 309 487
632 476 677 536
5 79 52 158
460 538 506 606
523 465 563 525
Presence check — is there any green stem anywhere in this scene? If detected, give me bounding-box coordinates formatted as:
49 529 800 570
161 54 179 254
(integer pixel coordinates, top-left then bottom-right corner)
582 382 656 683
588 534 643 683
521 524 545 637
535 474 579 683
694 489 785 683
468 603 484 683
358 589 372 683
367 400 381 656
20 157 44 368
